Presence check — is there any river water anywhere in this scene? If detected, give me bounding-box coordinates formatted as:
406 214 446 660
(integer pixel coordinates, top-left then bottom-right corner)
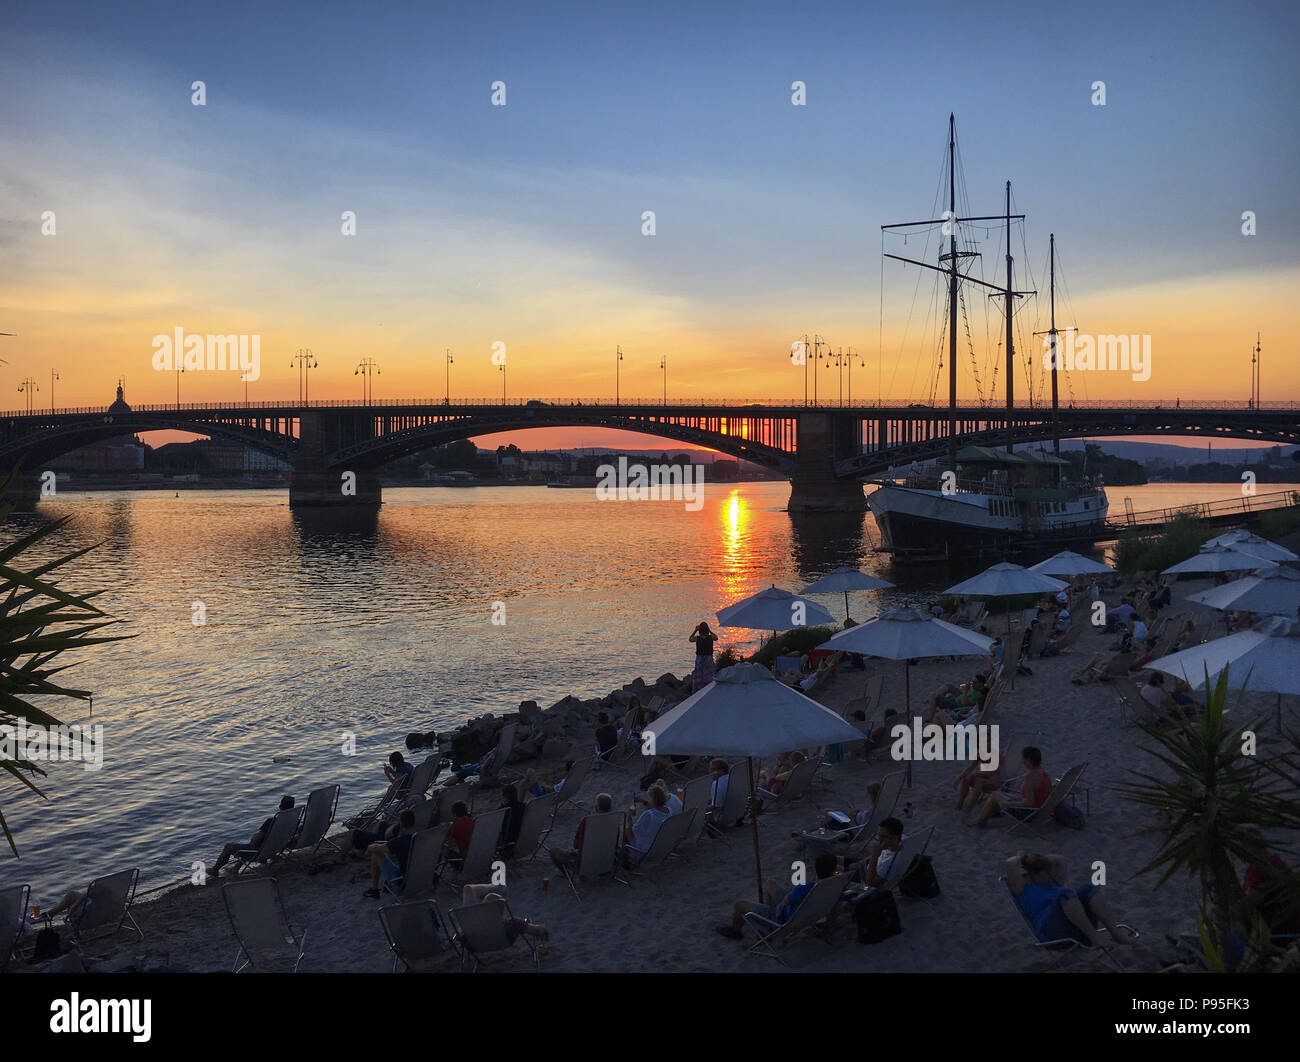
3 480 1295 901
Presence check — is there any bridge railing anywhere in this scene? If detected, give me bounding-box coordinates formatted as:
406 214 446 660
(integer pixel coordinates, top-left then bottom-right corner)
3 397 1300 418
1112 489 1300 529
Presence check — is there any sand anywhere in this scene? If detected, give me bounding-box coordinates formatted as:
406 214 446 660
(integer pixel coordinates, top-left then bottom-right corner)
27 575 1294 973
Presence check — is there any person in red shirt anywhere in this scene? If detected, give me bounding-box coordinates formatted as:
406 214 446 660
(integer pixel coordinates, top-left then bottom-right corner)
442 802 474 866
970 747 1051 828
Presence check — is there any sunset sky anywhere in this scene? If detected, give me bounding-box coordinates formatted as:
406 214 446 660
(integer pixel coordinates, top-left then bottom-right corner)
3 1 1297 454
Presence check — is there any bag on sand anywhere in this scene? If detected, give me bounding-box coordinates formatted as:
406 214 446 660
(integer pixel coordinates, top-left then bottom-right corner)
31 922 63 963
855 890 902 944
898 854 941 899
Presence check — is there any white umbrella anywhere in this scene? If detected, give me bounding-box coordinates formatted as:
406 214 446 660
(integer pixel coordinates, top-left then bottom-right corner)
944 561 1068 598
1202 529 1298 563
1162 545 1278 576
716 585 835 636
818 608 994 785
1186 566 1300 618
1027 550 1116 577
647 662 864 896
801 567 894 623
1148 616 1300 730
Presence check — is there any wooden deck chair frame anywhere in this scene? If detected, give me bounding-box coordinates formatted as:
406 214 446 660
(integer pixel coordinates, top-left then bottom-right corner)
232 806 304 875
999 876 1136 971
743 872 851 964
1 883 30 971
1006 763 1088 833
290 784 342 862
508 791 561 863
561 811 628 900
221 876 306 973
628 809 696 875
378 899 459 971
450 897 539 972
66 867 144 945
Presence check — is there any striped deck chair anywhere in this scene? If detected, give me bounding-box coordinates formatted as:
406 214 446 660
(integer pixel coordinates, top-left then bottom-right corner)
378 899 459 971
744 873 851 964
221 877 306 972
1 884 30 970
1001 876 1136 971
1007 763 1088 833
289 784 342 861
232 806 303 875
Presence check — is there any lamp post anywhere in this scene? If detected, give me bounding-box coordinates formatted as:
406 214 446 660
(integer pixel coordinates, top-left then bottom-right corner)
847 346 863 406
290 348 318 405
445 349 453 405
50 368 59 413
175 363 184 406
499 361 506 402
18 377 38 414
616 345 624 407
355 357 380 403
659 355 667 405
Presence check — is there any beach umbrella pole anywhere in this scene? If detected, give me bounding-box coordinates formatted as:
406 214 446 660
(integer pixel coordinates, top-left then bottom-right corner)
747 756 763 899
843 589 850 623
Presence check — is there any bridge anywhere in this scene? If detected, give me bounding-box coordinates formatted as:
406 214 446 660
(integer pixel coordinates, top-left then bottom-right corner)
2 386 1298 512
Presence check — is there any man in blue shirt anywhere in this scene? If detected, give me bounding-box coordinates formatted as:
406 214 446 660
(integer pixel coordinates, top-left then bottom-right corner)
716 851 839 939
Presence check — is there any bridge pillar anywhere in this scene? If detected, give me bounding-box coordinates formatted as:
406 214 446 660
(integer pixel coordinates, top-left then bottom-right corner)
787 412 865 515
289 412 382 510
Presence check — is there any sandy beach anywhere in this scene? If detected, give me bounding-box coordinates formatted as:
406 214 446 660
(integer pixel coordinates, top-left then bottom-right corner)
24 574 1294 974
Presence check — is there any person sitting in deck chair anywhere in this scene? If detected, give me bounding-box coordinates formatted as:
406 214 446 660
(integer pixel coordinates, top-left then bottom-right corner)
209 795 296 877
499 784 527 855
364 808 417 898
548 793 614 868
1006 851 1135 947
757 750 806 796
450 745 498 783
706 759 743 827
953 752 1006 812
624 786 672 864
841 816 905 883
385 752 415 792
716 850 840 940
969 747 1050 828
634 778 682 816
441 802 475 868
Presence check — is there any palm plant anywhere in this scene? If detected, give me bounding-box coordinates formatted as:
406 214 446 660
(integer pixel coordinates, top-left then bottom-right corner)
1120 666 1300 967
0 480 130 855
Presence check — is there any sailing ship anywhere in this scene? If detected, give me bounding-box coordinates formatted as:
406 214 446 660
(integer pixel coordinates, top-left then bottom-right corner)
867 116 1109 559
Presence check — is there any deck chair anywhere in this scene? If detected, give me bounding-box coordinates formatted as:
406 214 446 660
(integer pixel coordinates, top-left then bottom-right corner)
434 782 472 826
221 877 306 972
477 724 518 787
1007 763 1088 833
507 791 560 862
757 756 818 808
443 806 509 888
706 767 750 836
1098 652 1136 680
678 774 713 846
561 811 628 900
832 769 906 854
449 897 539 972
600 711 637 767
628 810 696 874
232 806 303 874
1 883 30 971
1049 624 1082 654
378 899 459 971
744 872 851 964
400 756 442 804
345 775 404 831
388 829 443 899
881 825 937 903
1072 653 1103 683
775 654 804 678
1001 876 1136 971
65 867 143 945
555 755 595 812
289 784 342 861
405 796 439 831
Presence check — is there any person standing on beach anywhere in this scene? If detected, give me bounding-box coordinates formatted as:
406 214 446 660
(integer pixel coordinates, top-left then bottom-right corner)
690 622 717 692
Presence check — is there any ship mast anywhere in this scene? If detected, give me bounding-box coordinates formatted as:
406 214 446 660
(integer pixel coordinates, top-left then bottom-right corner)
991 181 1033 454
1033 234 1064 460
881 116 1021 469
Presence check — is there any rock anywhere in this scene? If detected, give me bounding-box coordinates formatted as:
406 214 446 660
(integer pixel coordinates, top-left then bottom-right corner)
542 738 567 760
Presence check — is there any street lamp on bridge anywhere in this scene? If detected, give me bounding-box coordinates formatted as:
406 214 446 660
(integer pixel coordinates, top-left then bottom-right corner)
498 360 506 402
290 348 318 405
355 357 380 403
445 349 453 405
659 355 666 405
50 369 60 413
174 362 184 406
18 377 38 414
615 345 624 407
